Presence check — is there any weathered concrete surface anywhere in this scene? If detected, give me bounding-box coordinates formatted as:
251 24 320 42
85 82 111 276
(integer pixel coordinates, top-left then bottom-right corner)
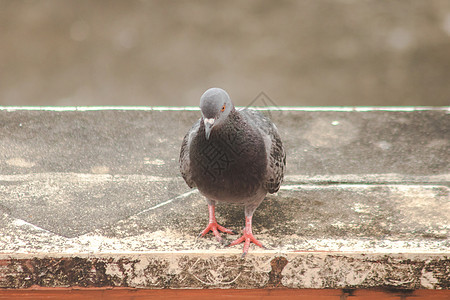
0 107 449 289
1 253 448 289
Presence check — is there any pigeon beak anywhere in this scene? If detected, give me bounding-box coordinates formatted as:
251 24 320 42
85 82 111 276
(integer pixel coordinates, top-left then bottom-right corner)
204 118 215 140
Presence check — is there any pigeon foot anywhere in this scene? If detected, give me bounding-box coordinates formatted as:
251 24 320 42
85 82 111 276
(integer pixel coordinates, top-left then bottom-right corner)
227 216 265 257
199 222 235 243
228 231 265 258
198 204 235 243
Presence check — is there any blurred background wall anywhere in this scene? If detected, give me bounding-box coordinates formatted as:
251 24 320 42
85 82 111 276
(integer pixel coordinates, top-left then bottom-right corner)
1 0 450 107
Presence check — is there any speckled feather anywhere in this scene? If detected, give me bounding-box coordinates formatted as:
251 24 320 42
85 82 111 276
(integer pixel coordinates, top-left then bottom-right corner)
239 108 286 194
179 107 285 201
179 119 200 189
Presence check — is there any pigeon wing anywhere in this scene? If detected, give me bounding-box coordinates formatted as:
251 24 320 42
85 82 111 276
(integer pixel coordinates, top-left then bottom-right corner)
241 109 286 193
179 119 201 188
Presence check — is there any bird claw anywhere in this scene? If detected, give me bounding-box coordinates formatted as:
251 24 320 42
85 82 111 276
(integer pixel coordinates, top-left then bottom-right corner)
199 222 234 243
227 231 265 258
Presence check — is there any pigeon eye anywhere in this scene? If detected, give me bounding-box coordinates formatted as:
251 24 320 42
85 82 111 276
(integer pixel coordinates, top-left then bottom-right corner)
221 105 226 112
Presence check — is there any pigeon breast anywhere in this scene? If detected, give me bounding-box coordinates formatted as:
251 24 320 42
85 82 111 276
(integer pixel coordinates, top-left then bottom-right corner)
189 108 267 203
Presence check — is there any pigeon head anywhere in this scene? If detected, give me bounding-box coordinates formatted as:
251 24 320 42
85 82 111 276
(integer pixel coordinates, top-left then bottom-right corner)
200 88 234 140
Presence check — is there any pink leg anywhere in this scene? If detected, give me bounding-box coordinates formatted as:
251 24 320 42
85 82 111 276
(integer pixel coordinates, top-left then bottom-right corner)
228 215 265 257
199 204 235 243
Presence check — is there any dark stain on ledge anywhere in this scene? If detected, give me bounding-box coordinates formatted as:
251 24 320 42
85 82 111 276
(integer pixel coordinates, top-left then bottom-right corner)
1 258 119 288
266 256 288 288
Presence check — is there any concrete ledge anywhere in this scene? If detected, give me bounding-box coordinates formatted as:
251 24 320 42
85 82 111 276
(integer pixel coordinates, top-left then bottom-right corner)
1 253 449 289
0 107 449 289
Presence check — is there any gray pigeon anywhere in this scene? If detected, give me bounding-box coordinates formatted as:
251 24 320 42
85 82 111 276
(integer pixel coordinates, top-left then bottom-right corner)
179 88 286 256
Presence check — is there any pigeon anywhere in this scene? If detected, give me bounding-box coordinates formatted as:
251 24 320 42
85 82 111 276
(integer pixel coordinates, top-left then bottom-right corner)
179 88 286 256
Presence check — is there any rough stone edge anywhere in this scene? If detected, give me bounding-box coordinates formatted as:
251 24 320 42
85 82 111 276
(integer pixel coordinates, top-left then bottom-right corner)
0 252 448 290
